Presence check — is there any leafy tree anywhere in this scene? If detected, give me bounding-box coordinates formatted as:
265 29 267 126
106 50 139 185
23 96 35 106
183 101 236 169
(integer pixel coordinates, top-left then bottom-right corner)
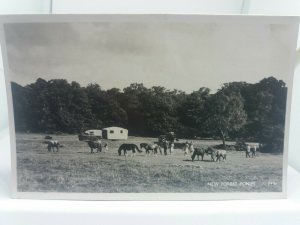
11 76 287 153
253 77 287 152
11 82 31 131
206 87 247 147
84 83 105 129
122 83 147 135
179 87 210 138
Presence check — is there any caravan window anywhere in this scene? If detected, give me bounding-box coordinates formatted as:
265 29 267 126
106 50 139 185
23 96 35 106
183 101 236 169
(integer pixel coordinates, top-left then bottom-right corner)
110 130 114 134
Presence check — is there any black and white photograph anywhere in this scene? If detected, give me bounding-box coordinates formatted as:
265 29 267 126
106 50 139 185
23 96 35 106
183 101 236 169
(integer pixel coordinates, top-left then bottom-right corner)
1 15 298 200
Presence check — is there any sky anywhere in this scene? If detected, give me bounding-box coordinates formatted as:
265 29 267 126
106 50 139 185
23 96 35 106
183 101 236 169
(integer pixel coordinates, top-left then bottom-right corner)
3 20 296 93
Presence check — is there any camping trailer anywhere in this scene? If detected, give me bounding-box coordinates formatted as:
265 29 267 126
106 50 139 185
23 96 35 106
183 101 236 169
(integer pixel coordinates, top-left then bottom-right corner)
84 129 102 136
102 127 128 140
78 129 102 141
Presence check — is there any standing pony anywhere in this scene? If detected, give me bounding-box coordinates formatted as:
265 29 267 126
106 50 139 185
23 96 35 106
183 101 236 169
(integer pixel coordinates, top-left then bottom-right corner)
46 140 61 152
191 148 206 161
86 139 102 153
140 143 161 156
205 147 216 161
215 150 227 162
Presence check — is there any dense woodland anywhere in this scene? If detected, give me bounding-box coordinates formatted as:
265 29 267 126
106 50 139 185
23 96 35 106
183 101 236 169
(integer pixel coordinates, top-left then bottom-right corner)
11 76 287 152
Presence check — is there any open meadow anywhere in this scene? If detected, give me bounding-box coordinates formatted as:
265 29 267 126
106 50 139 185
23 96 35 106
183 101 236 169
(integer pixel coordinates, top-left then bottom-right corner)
16 133 283 193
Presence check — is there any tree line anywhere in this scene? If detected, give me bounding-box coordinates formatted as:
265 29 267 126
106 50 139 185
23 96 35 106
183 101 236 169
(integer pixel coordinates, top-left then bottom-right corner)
11 76 287 152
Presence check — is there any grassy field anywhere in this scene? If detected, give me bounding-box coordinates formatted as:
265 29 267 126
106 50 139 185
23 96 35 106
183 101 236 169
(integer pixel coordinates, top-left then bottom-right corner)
16 133 283 193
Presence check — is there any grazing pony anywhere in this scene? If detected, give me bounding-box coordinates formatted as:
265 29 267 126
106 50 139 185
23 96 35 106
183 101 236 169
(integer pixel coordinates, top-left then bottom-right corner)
46 140 60 152
86 139 102 153
140 143 161 156
191 148 206 161
215 150 227 162
118 144 142 157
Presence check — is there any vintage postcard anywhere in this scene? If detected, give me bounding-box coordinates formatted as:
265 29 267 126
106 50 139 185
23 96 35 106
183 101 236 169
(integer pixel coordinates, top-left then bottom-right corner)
0 15 298 200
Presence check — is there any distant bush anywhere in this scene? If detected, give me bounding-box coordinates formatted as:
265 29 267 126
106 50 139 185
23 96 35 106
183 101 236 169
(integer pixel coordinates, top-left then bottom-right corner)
214 144 236 151
235 141 247 151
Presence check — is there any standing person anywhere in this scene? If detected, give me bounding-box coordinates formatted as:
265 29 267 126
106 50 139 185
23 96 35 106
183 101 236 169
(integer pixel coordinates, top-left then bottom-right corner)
170 142 174 154
163 140 168 155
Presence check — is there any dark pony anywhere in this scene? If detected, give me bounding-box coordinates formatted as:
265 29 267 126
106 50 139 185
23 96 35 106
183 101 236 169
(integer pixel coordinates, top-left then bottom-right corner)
86 140 102 153
205 147 216 161
45 140 61 152
191 148 206 161
118 144 142 156
140 143 149 151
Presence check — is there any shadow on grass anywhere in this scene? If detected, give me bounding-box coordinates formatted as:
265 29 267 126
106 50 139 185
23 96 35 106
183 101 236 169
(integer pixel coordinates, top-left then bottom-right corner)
182 159 215 163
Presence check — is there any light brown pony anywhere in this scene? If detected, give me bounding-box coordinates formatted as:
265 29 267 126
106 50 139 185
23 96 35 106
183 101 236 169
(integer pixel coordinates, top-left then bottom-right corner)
215 150 227 162
140 143 161 156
